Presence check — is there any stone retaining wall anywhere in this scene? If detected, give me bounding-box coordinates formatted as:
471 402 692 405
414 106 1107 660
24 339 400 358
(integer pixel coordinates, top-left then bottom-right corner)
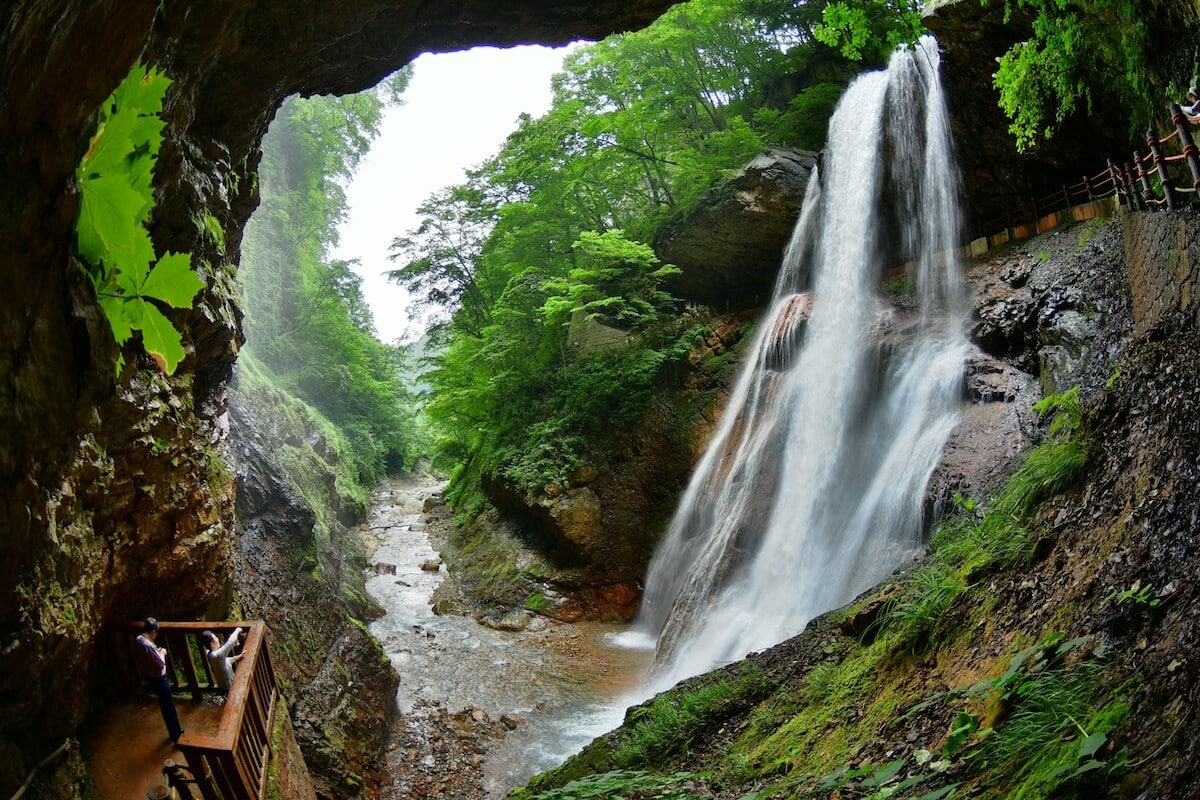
1122 210 1200 338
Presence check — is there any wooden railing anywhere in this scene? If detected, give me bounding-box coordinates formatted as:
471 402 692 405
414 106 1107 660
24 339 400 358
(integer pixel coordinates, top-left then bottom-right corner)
975 163 1121 237
974 102 1200 237
115 620 277 800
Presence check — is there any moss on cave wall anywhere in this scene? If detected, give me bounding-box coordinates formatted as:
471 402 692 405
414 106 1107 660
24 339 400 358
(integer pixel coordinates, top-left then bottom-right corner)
0 1 680 796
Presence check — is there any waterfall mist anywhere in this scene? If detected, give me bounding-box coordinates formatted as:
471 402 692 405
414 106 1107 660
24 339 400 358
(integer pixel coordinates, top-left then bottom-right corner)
637 36 968 688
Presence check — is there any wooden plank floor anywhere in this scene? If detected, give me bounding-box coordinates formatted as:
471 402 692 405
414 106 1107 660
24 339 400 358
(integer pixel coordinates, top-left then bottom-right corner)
82 695 225 799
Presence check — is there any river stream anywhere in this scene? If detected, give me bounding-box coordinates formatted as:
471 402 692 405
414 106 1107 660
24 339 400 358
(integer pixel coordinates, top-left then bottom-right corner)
362 475 653 797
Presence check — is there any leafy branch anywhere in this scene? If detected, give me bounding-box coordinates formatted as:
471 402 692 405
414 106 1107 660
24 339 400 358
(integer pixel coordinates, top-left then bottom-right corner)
75 63 203 375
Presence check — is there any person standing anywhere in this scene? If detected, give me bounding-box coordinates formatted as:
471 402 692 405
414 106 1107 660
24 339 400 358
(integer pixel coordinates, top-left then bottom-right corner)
201 627 244 693
136 617 184 744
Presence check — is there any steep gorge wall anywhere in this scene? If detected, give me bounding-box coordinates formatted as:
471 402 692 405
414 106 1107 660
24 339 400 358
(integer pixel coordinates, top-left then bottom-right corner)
228 363 397 798
0 2 678 796
528 210 1200 800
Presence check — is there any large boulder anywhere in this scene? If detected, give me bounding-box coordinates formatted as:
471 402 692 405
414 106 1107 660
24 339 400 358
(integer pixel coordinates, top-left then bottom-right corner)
656 148 818 311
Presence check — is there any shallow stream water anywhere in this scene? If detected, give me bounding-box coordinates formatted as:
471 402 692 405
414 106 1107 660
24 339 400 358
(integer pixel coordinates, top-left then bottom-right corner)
363 476 653 796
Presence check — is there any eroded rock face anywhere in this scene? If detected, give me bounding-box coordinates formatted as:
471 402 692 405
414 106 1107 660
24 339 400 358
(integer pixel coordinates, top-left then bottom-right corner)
656 148 818 311
0 1 678 795
923 214 1133 525
227 376 400 798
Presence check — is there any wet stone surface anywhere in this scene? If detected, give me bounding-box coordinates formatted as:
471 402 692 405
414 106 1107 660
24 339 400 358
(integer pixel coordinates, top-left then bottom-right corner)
362 475 653 800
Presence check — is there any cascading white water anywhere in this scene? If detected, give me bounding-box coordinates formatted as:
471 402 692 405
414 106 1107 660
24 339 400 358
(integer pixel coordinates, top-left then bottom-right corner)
637 36 969 688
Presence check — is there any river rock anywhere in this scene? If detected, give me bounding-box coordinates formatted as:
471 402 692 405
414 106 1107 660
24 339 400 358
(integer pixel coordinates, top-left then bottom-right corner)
481 609 536 632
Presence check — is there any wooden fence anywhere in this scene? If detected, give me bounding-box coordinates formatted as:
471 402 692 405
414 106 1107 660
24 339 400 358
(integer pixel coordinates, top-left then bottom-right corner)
974 102 1200 238
114 620 278 800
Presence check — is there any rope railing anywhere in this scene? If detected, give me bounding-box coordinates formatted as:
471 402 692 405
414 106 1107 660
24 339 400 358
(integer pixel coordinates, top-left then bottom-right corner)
975 101 1200 236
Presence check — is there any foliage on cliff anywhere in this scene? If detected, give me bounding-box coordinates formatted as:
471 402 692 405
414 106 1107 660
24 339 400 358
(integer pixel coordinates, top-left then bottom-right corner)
240 83 429 492
75 63 203 375
516 217 1200 800
387 0 927 515
990 0 1197 150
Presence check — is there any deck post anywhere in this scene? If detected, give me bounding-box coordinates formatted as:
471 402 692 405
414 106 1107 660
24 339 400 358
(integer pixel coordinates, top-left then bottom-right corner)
164 759 198 799
1108 160 1125 207
1135 150 1155 208
1147 129 1176 210
1124 162 1144 210
1170 102 1200 195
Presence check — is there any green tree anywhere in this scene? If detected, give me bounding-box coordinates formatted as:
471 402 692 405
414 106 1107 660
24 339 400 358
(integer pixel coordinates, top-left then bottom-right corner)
990 0 1193 150
541 230 680 332
239 73 429 487
812 0 923 63
386 184 501 337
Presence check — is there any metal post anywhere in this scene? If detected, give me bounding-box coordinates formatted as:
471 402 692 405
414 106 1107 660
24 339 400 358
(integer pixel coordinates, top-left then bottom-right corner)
1135 150 1155 208
1147 129 1176 210
1124 162 1143 210
1170 102 1200 197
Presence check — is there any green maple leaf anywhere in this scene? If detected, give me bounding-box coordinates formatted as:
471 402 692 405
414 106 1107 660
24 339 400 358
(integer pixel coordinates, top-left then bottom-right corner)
77 174 145 264
110 228 157 296
112 65 171 121
80 114 135 180
97 295 134 346
129 298 186 374
75 62 201 376
141 253 202 308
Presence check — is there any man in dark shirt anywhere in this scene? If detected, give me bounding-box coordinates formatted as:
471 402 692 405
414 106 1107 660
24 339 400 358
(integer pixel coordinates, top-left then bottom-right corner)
135 617 184 744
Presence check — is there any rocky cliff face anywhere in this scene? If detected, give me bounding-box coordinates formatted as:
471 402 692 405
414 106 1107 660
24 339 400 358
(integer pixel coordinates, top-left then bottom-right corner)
527 210 1200 800
656 148 818 311
451 312 755 625
0 2 677 796
227 363 399 799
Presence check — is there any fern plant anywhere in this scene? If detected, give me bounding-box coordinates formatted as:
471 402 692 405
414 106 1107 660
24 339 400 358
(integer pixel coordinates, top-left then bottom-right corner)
75 63 203 375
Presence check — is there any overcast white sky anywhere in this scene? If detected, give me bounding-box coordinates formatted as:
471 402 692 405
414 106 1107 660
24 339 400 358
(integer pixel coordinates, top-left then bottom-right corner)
333 45 571 344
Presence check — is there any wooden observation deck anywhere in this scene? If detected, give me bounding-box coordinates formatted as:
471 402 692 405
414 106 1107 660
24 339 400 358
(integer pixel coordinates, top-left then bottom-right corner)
94 620 278 800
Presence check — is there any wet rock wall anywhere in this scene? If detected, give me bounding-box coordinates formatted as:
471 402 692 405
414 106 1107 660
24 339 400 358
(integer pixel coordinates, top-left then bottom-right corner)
0 1 678 796
1122 209 1200 337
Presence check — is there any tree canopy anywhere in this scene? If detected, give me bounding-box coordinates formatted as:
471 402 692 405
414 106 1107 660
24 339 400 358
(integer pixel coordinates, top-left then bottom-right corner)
991 0 1196 150
383 0 919 511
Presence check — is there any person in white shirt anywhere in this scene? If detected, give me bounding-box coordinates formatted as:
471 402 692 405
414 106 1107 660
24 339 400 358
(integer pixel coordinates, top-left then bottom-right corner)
1181 87 1200 120
201 627 245 692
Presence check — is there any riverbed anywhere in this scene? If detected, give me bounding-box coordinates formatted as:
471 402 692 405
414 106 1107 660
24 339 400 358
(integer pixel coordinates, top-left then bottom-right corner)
362 474 654 799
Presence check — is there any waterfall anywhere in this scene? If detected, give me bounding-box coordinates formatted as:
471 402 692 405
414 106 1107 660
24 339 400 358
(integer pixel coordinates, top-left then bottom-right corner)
637 36 968 687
